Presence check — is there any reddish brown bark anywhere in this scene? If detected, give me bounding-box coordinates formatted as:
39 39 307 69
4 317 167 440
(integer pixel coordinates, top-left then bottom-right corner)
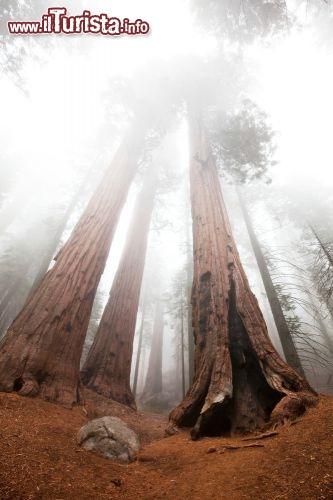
0 126 143 407
81 162 158 408
167 113 318 439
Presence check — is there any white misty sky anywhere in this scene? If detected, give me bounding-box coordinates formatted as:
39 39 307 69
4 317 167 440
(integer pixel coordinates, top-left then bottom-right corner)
247 30 333 188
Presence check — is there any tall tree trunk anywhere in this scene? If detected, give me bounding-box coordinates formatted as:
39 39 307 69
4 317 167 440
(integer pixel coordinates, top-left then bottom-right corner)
174 335 182 401
139 345 148 395
0 126 144 407
167 112 317 439
81 162 158 408
141 300 164 403
132 298 147 398
237 188 304 376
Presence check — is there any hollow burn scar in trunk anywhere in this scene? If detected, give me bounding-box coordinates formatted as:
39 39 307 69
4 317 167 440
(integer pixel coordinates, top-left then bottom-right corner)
198 279 282 437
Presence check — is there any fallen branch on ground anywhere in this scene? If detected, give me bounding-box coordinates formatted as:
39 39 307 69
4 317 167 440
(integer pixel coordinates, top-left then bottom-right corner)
242 431 279 441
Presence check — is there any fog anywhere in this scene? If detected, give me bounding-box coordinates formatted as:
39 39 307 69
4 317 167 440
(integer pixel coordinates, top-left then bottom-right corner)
1 0 333 409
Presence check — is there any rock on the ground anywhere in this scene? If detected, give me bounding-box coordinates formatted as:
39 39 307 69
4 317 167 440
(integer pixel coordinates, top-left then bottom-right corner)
77 416 140 463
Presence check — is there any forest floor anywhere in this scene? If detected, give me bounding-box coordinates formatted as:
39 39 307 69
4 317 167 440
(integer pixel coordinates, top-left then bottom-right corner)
0 390 332 500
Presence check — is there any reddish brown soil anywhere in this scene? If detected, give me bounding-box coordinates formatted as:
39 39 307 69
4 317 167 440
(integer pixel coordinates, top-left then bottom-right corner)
0 390 332 499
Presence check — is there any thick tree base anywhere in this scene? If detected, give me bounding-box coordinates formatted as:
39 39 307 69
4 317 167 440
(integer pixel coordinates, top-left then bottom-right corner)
0 372 85 409
166 390 318 440
166 348 318 440
166 281 318 440
166 343 318 441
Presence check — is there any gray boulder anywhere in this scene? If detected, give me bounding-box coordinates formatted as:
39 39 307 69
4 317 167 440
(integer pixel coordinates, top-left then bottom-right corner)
77 416 140 463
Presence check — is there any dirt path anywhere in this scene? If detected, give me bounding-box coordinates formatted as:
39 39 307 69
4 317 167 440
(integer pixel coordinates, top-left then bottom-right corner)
0 391 332 499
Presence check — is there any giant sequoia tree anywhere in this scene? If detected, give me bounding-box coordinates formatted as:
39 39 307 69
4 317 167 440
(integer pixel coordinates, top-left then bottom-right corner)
167 112 317 439
81 158 158 408
0 125 144 407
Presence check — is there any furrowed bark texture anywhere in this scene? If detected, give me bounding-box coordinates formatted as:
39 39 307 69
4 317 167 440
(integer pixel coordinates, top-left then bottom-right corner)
0 127 143 407
167 113 318 439
237 188 305 376
81 163 158 408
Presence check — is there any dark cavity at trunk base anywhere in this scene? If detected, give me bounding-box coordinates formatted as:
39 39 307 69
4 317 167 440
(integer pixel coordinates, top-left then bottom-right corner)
191 279 282 440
